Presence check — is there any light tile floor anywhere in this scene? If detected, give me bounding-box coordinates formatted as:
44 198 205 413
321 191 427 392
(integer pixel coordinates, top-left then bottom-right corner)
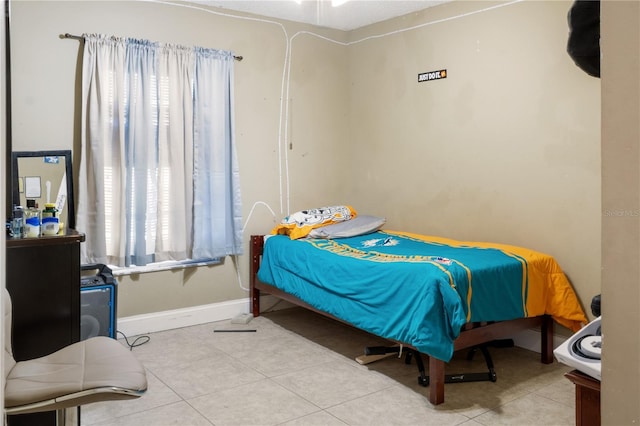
81 308 576 426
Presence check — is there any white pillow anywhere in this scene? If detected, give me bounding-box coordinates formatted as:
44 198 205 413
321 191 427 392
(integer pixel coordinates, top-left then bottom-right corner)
307 215 386 239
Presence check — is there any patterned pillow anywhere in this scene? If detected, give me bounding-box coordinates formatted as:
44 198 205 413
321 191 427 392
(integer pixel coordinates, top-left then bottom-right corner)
307 215 385 239
271 205 357 239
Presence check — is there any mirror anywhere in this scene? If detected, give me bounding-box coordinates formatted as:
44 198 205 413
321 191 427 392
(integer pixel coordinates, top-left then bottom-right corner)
11 150 75 232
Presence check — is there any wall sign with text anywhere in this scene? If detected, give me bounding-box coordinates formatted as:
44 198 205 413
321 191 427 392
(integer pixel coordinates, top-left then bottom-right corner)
418 69 447 83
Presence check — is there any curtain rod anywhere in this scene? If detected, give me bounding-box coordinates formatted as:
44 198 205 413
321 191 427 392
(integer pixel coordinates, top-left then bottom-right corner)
61 33 243 61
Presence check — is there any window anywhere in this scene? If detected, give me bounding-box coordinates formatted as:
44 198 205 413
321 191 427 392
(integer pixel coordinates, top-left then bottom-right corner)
77 35 242 271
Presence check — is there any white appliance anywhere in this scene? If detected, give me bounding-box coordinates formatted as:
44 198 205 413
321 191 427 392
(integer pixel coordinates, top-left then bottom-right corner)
554 316 602 381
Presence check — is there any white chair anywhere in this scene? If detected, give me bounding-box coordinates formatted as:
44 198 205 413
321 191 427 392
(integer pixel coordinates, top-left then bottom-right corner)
3 287 147 417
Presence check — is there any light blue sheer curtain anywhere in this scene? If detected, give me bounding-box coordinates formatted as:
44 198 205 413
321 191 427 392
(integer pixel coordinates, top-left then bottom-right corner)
77 34 242 267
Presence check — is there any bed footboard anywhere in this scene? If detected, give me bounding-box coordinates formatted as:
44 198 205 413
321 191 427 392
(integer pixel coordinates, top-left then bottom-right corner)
249 235 554 405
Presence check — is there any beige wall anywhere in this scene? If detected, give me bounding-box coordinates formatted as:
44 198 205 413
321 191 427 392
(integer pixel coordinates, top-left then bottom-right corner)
10 1 600 333
347 0 601 324
601 1 640 423
9 0 350 315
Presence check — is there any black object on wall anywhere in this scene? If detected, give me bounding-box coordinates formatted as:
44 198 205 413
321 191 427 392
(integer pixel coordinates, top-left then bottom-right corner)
567 0 600 78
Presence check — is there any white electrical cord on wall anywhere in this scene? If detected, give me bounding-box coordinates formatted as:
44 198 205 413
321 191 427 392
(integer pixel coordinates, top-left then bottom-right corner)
154 0 523 221
234 201 278 292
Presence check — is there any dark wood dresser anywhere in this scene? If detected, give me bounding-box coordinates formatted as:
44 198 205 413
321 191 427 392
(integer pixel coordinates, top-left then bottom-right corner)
5 230 84 426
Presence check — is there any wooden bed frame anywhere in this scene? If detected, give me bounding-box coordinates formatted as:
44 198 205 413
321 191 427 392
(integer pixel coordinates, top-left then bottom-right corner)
249 235 554 405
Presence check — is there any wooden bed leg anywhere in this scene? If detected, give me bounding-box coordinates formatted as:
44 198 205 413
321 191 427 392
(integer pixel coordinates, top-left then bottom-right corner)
541 315 554 364
428 356 445 405
251 285 261 317
250 235 263 317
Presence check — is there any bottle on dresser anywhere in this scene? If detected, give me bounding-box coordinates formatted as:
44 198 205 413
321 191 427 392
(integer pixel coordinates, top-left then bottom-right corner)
24 199 41 238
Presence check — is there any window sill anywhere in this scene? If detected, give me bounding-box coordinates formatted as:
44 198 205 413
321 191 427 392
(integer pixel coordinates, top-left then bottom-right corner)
110 258 222 277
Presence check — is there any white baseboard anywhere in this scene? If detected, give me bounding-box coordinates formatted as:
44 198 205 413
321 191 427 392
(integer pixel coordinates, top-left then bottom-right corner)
118 299 568 354
512 328 567 352
117 295 289 337
117 299 247 337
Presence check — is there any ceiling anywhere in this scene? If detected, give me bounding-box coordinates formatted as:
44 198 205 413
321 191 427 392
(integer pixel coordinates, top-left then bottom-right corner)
188 0 453 31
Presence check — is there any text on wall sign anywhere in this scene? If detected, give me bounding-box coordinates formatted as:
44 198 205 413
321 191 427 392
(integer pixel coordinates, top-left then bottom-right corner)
418 69 447 83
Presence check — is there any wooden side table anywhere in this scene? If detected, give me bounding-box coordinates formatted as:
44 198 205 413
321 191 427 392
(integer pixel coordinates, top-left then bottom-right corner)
565 370 601 426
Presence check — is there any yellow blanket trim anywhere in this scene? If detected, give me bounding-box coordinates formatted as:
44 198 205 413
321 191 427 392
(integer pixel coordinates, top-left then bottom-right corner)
386 231 587 332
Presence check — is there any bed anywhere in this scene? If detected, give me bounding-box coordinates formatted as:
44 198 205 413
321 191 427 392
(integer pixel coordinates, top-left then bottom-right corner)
249 229 587 405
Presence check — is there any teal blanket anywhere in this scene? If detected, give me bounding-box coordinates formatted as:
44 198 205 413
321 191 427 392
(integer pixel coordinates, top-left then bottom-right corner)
257 231 571 361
